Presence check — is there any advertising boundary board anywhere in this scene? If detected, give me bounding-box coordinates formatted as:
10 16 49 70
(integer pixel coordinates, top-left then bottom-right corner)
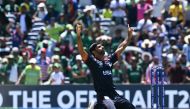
0 84 189 109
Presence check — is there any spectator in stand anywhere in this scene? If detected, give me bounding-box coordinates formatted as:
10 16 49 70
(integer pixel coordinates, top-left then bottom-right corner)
64 0 78 23
12 24 24 48
141 39 154 55
168 0 184 24
37 38 56 58
137 11 153 32
110 0 126 25
49 63 64 85
60 24 76 50
38 28 49 41
183 35 190 63
33 2 48 20
5 0 19 13
126 0 138 27
7 54 19 84
154 17 167 35
167 45 181 67
185 64 190 83
57 12 67 26
151 0 166 19
115 57 128 83
126 56 144 84
48 55 63 74
111 27 125 52
0 57 2 68
146 0 152 5
6 16 16 37
36 48 51 83
140 52 152 76
46 0 63 13
168 60 186 83
72 54 90 84
148 25 160 40
81 28 93 48
60 40 74 59
0 58 9 84
145 56 160 84
53 47 61 56
162 53 170 74
179 54 187 67
112 61 124 83
91 21 102 40
60 55 72 83
18 4 32 35
126 0 139 4
16 58 41 85
154 34 165 63
102 3 113 19
77 6 93 29
19 0 35 13
0 10 9 36
43 5 59 24
0 40 11 57
137 0 152 21
46 17 64 41
163 36 177 54
21 45 34 59
18 52 29 77
93 0 106 9
12 47 23 64
166 17 181 39
184 0 190 27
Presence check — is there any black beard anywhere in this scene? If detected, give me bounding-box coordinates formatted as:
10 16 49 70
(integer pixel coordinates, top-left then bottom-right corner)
100 50 105 55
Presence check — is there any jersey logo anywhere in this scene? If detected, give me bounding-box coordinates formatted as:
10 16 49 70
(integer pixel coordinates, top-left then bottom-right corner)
103 70 112 75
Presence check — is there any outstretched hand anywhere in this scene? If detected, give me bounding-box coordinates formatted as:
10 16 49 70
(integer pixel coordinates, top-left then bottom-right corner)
114 24 134 57
127 24 133 41
76 23 82 36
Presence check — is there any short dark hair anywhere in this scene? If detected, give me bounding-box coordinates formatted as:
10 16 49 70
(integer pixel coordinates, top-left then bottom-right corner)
89 43 98 54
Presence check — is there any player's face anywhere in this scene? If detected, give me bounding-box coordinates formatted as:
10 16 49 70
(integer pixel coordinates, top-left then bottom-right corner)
95 44 105 55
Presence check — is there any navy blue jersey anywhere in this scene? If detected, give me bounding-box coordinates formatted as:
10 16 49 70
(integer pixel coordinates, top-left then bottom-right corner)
85 53 118 98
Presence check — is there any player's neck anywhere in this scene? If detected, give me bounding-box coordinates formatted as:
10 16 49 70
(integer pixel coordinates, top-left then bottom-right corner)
95 54 105 61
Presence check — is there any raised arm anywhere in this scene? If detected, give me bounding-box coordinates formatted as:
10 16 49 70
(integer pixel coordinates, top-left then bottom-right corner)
76 24 88 61
115 25 133 58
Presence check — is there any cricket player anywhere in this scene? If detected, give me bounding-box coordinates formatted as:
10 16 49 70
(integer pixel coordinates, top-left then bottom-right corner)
76 23 135 109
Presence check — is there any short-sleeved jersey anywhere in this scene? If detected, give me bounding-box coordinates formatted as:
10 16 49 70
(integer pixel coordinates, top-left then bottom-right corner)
127 65 142 83
169 4 184 21
85 53 118 98
72 64 88 83
50 72 64 85
23 65 41 85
